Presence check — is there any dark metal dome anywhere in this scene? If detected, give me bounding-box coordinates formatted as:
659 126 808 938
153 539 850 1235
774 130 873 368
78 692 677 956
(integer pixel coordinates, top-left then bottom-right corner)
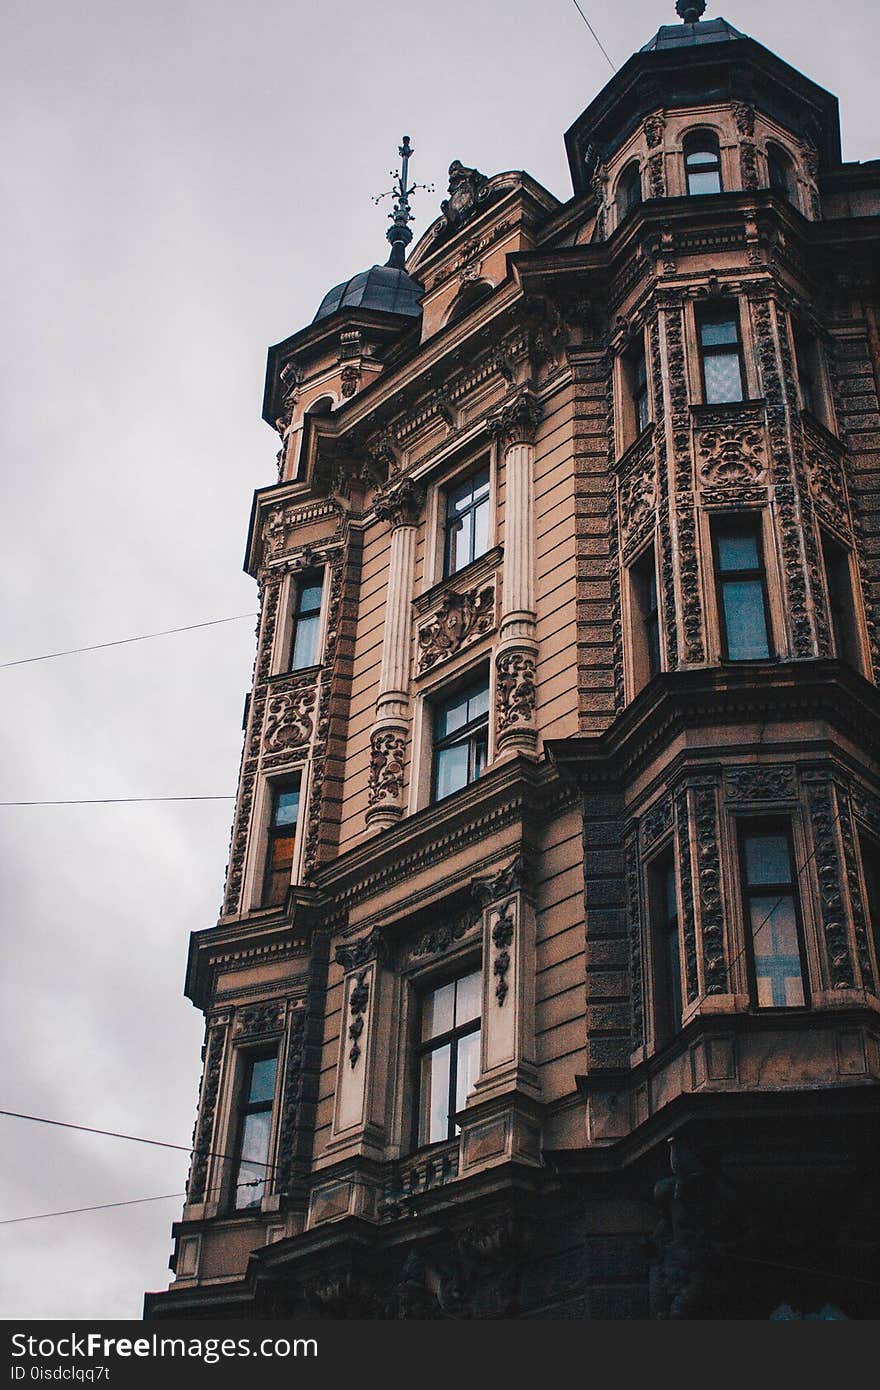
312 264 423 324
641 16 745 51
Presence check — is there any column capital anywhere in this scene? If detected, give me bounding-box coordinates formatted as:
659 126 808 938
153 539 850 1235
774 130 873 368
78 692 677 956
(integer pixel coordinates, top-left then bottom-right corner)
488 390 542 450
373 476 425 528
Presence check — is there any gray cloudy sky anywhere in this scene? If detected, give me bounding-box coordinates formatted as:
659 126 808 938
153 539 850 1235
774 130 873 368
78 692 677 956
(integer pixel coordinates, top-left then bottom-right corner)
1 0 875 1321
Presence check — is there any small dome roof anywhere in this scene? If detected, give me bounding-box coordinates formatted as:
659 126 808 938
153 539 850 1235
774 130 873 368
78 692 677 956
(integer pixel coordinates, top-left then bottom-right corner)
312 264 423 324
640 17 744 51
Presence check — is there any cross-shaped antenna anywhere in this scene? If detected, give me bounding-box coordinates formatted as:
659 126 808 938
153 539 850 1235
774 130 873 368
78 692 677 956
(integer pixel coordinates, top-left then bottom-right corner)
374 136 434 269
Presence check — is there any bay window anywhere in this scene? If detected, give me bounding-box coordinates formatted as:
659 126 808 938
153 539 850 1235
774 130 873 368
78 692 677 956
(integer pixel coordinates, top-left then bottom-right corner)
739 822 806 1008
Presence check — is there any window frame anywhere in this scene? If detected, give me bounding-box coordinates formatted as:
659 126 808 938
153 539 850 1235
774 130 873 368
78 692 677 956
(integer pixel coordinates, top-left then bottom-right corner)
627 541 663 693
228 1048 279 1213
616 160 643 224
430 673 491 804
684 132 723 196
766 143 797 205
820 528 862 671
696 302 747 406
260 775 302 909
736 818 809 1011
710 514 774 663
413 965 482 1148
648 846 684 1047
287 569 325 672
441 461 492 580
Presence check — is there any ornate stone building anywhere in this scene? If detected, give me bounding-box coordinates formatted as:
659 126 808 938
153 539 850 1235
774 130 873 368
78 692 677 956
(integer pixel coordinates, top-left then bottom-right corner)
145 5 880 1319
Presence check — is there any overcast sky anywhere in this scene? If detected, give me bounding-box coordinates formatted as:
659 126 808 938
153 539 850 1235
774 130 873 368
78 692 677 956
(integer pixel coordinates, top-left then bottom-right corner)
1 0 875 1321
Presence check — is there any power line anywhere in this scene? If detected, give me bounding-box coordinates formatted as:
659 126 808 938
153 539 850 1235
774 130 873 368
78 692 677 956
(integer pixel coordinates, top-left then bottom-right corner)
0 1109 269 1173
0 613 258 670
0 796 234 806
0 1179 265 1228
569 0 616 71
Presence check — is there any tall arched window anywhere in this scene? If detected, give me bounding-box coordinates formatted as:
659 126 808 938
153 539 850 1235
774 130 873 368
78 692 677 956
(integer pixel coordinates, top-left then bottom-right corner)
684 133 722 196
617 162 643 222
767 145 796 203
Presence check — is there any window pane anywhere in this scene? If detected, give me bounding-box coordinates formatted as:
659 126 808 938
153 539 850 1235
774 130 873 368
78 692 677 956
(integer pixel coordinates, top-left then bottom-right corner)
422 980 455 1042
700 318 738 347
435 742 469 800
248 1056 278 1104
273 788 300 827
291 613 319 668
666 922 683 1028
687 147 719 168
704 351 743 403
472 496 490 560
420 1044 451 1144
750 894 804 1007
297 581 323 614
455 970 482 1025
234 1110 272 1208
743 832 792 887
436 689 471 739
722 579 770 659
688 169 721 195
454 1029 481 1119
466 681 490 722
716 529 759 573
472 729 489 781
445 516 465 574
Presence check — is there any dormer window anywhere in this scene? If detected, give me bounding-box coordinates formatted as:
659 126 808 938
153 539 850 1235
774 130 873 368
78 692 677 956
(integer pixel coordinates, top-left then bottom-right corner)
684 133 722 195
767 144 796 204
617 162 643 222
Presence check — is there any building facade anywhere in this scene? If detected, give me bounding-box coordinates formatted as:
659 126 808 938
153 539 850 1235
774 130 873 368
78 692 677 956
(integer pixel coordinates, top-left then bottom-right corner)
145 5 880 1320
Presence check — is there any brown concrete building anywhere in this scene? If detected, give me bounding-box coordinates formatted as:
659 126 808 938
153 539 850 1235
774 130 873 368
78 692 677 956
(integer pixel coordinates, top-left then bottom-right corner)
145 4 880 1319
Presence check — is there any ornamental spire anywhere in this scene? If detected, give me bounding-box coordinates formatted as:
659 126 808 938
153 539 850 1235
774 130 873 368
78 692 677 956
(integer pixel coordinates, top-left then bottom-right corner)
676 0 707 19
373 136 433 270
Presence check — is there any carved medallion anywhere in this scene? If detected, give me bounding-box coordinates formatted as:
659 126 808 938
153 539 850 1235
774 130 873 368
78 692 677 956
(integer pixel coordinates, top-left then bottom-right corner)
417 584 495 674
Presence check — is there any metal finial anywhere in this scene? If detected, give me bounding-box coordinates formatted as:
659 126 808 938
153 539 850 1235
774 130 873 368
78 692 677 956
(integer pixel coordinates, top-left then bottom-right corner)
676 0 706 20
373 136 434 270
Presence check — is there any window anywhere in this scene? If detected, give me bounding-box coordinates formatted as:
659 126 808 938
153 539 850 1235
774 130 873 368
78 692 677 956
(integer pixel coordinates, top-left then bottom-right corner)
712 517 772 661
617 162 643 221
793 326 827 424
650 850 682 1044
684 134 722 196
630 545 662 689
738 824 806 1008
232 1053 277 1210
821 530 860 668
446 280 494 327
261 779 300 907
697 306 745 404
443 466 490 577
431 676 490 802
622 337 650 442
767 145 795 203
288 572 324 670
417 969 481 1145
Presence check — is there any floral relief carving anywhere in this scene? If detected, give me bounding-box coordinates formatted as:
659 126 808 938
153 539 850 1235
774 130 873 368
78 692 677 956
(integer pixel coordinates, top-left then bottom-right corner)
805 780 855 989
374 477 425 528
263 683 316 757
491 900 515 1006
675 789 700 1004
697 421 766 487
187 1023 227 1204
649 321 679 673
336 928 388 973
692 782 727 995
647 153 665 199
804 442 847 526
340 365 360 398
472 854 528 906
347 971 370 1068
619 454 657 554
417 584 495 674
488 390 542 449
234 1001 285 1037
644 113 665 149
724 765 797 802
496 650 537 733
274 1002 307 1194
641 795 673 850
368 728 407 807
625 831 644 1049
837 791 876 995
303 556 345 875
663 305 705 664
408 904 481 961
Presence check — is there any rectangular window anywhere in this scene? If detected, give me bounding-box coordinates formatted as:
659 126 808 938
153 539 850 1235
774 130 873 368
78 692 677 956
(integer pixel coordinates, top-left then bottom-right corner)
431 676 490 802
712 518 772 661
739 823 806 1008
821 530 860 669
622 338 650 444
417 969 482 1145
650 850 682 1044
793 326 828 425
698 308 745 404
261 778 301 907
443 465 490 578
232 1053 278 1210
630 545 661 688
288 572 324 670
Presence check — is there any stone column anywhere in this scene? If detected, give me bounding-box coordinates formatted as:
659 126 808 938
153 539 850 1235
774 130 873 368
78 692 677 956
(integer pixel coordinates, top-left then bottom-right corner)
366 478 423 829
490 391 542 756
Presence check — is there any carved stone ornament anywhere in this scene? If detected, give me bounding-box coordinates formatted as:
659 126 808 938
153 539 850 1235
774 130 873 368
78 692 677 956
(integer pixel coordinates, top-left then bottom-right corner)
697 421 766 487
264 683 316 755
472 854 528 906
235 1001 285 1037
645 113 665 149
347 971 369 1068
488 391 542 450
692 782 727 995
805 781 855 989
187 1023 226 1204
724 765 797 802
335 927 388 973
274 1002 308 1194
641 795 674 849
438 160 492 236
732 102 755 137
619 455 657 550
625 830 644 1049
491 900 515 1006
374 477 424 528
417 583 495 674
408 904 482 960
340 365 360 399
804 440 847 523
647 152 665 200
368 728 406 807
495 649 537 733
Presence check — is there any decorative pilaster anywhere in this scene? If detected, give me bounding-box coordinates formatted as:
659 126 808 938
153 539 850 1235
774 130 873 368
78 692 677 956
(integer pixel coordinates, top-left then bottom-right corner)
470 856 539 1101
325 929 392 1163
366 479 423 828
490 392 542 754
